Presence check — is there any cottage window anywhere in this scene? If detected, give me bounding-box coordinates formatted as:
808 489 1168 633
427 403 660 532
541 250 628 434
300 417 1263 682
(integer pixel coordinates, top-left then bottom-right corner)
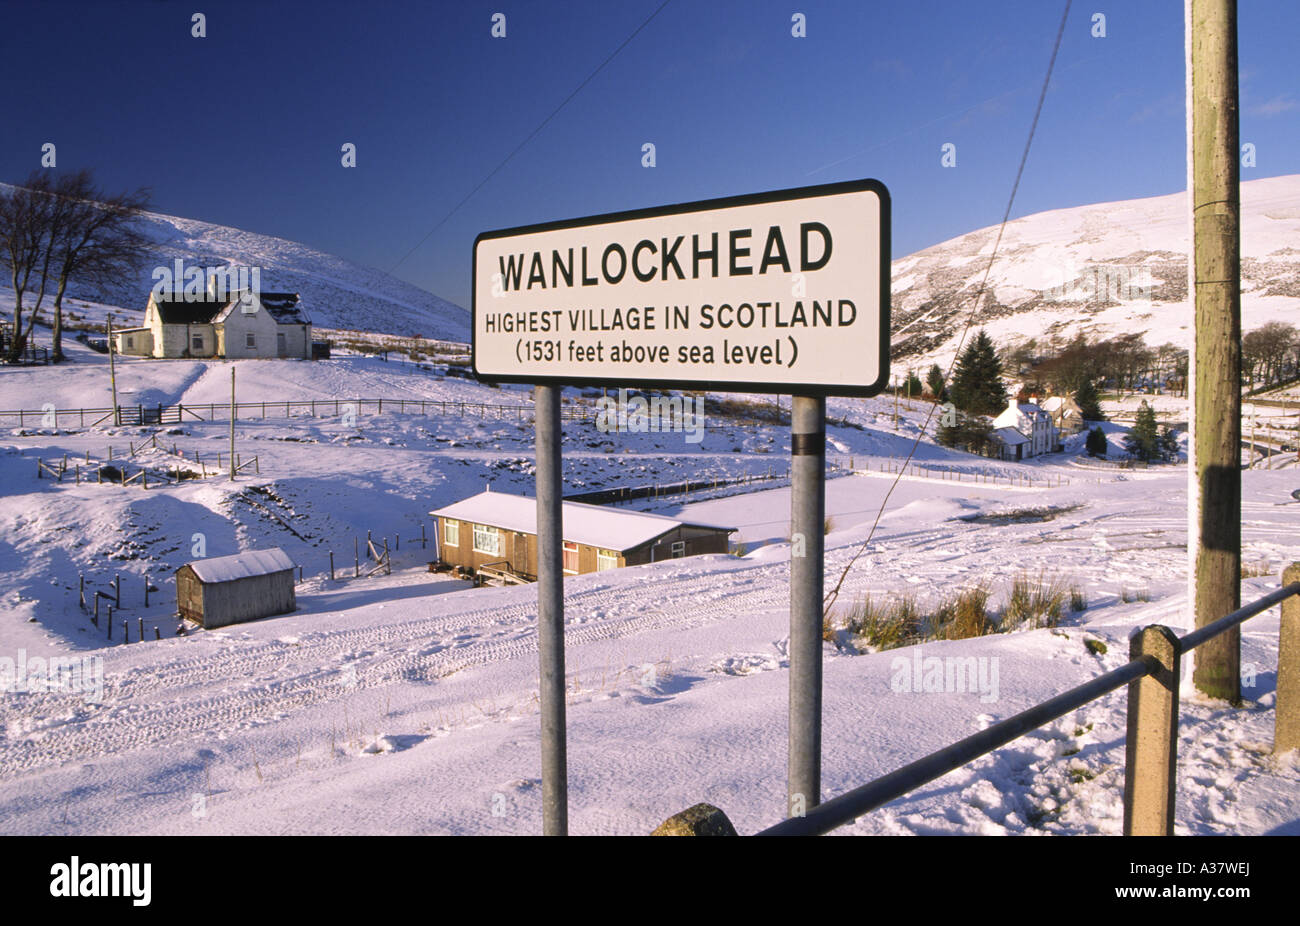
126 336 134 349
443 519 459 547
192 334 203 351
563 541 579 574
472 524 499 555
671 541 686 558
246 333 256 349
596 549 618 572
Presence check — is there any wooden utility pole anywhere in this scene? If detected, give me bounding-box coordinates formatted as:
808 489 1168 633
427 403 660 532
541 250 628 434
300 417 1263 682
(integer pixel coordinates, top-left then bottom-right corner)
229 367 236 481
107 313 119 427
1188 0 1241 703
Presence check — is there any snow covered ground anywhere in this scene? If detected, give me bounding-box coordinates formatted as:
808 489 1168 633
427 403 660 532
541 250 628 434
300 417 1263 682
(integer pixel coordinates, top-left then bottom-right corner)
1 343 1297 835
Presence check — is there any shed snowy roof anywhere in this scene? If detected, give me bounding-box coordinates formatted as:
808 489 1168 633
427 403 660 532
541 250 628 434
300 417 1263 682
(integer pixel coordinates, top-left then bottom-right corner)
430 491 734 552
183 548 295 583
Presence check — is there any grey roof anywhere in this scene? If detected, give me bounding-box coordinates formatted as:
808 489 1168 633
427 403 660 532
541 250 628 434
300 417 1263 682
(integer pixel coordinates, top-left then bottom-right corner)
152 296 233 325
258 293 311 325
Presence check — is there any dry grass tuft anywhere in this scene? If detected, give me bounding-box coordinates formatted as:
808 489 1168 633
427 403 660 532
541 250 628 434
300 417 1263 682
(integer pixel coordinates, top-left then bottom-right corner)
1002 570 1070 630
933 585 995 640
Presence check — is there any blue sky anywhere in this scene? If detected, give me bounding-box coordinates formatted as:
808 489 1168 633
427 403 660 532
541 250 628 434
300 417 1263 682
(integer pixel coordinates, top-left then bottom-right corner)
1 0 1296 311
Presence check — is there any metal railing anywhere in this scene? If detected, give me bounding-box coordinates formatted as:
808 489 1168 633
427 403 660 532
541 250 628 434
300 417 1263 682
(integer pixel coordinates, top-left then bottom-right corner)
659 566 1300 836
0 398 595 427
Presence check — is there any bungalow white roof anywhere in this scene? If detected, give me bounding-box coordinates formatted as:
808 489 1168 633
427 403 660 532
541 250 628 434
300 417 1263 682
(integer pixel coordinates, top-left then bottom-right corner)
993 427 1030 446
186 547 295 583
430 491 734 553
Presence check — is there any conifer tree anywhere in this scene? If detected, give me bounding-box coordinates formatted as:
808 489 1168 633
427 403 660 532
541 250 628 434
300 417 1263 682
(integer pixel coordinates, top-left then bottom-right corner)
1124 401 1161 462
926 363 947 401
949 329 1008 416
1085 425 1108 457
1075 378 1104 421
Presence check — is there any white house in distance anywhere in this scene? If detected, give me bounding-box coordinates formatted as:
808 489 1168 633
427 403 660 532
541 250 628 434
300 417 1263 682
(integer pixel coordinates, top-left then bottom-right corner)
114 290 312 359
1041 395 1086 437
992 398 1057 460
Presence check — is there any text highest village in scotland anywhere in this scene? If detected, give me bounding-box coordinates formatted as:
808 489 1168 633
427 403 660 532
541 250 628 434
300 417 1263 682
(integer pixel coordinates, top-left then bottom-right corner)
481 222 861 335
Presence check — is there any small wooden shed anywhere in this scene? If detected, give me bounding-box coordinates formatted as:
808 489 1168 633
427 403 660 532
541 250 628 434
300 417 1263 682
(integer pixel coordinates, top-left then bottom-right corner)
176 548 297 628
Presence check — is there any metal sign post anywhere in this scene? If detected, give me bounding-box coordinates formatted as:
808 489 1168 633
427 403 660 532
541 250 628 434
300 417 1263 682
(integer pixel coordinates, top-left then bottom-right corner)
789 394 825 815
534 384 567 835
473 179 889 832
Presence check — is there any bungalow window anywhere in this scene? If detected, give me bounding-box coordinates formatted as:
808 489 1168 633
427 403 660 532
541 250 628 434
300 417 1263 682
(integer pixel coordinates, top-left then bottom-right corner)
126 336 135 349
443 519 459 547
596 549 618 572
191 334 203 351
472 523 499 555
671 541 686 558
246 333 256 349
562 541 579 574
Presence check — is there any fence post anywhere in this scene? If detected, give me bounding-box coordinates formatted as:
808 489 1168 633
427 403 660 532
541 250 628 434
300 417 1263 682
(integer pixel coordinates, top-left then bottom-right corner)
1123 625 1181 836
1277 563 1300 754
329 552 335 581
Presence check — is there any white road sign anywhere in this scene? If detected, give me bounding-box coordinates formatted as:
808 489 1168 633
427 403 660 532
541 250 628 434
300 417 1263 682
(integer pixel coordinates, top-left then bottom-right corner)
472 179 890 396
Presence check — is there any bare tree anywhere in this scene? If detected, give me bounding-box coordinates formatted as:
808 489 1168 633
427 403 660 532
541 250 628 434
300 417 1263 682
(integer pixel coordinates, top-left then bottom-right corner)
43 171 151 361
1243 321 1297 389
0 172 61 361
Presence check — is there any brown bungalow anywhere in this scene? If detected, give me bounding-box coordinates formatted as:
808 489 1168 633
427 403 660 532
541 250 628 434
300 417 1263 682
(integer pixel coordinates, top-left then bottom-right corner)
430 490 735 584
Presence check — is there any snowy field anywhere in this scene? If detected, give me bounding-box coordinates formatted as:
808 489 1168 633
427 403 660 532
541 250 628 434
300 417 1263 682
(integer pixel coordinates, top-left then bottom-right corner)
0 339 1297 836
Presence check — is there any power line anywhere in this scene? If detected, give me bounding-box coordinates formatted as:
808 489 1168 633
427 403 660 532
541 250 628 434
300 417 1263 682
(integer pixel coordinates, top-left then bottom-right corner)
385 0 673 276
822 0 1075 619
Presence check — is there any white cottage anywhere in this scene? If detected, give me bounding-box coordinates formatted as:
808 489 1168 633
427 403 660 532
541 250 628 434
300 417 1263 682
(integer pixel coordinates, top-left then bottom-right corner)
992 399 1057 459
1041 395 1086 437
114 290 312 359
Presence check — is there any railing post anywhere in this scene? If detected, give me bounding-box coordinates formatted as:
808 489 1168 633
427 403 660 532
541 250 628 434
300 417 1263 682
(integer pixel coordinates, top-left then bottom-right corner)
1123 625 1181 836
1277 563 1300 754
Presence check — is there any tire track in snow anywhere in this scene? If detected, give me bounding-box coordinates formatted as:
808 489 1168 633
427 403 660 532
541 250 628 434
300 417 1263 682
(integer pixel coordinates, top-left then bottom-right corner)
0 559 788 777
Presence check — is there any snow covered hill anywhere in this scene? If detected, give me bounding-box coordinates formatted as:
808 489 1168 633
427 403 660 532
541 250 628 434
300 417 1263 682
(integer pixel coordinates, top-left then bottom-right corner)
891 174 1300 369
0 183 470 342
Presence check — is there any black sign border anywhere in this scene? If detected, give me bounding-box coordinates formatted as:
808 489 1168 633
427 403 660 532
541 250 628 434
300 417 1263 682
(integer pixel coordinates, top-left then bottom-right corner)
471 178 890 397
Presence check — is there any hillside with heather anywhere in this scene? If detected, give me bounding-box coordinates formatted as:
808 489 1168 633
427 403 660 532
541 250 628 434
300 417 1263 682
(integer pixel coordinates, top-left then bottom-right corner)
890 174 1300 370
